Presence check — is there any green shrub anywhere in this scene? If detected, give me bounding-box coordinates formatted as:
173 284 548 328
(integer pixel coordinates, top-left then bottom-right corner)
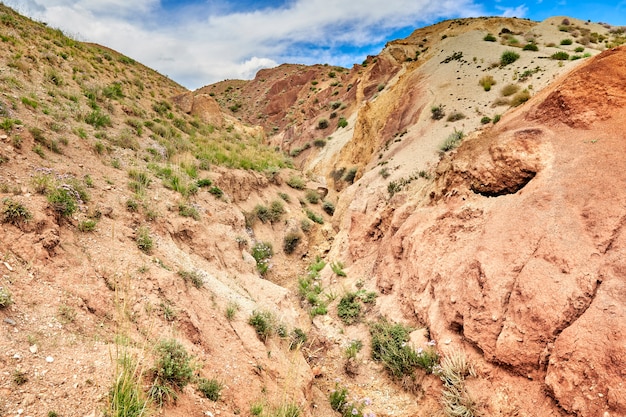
483 33 497 42
196 178 212 188
337 117 348 128
313 138 326 148
287 175 305 190
249 310 274 342
480 116 491 124
330 385 349 412
551 51 570 60
85 109 111 128
343 167 358 184
290 328 307 350
322 200 335 216
431 104 445 120
337 292 362 325
197 378 223 401
345 340 363 359
126 199 139 212
560 38 573 45
305 189 319 204
500 50 520 66
78 219 97 232
523 43 539 51
493 114 501 124
574 46 585 53
178 202 200 220
251 242 273 275
283 231 301 254
208 186 223 198
254 204 271 223
47 187 79 218
317 119 329 129
2 198 31 226
305 209 324 224
300 218 312 233
370 318 439 381
269 200 285 223
136 225 153 253
149 339 194 405
330 261 346 277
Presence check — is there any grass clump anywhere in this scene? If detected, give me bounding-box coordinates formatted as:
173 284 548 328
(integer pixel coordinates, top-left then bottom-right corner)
478 75 496 91
500 50 519 66
305 209 324 224
2 198 31 227
523 43 539 51
108 351 150 417
337 117 348 128
439 129 464 152
248 310 275 342
47 186 81 219
483 33 497 42
439 349 477 417
337 290 376 325
510 89 531 107
149 339 194 406
78 219 97 232
500 84 520 97
322 200 335 216
0 287 12 308
178 269 204 289
330 261 346 277
370 318 439 381
287 175 305 190
283 231 302 255
305 189 319 204
136 225 154 254
447 112 465 122
431 104 446 120
551 51 570 60
560 38 573 45
251 242 273 275
197 378 223 401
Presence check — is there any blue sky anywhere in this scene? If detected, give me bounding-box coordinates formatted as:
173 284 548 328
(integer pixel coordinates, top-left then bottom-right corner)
5 1 625 89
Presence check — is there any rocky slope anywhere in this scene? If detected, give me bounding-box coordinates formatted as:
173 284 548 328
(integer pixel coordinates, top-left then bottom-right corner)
1 5 625 417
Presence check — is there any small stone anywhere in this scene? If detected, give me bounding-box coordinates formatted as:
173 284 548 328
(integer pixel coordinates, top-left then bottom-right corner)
29 345 38 354
13 353 21 359
46 356 54 363
3 318 16 326
3 262 12 271
444 339 452 345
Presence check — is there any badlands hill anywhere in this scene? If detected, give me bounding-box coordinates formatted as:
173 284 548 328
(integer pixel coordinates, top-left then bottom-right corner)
0 4 624 417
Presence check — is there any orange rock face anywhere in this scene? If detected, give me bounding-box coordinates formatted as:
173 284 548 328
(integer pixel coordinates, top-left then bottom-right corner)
359 47 626 416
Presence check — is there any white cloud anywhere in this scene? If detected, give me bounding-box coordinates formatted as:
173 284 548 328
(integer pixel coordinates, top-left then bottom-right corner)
3 0 484 89
495 4 529 17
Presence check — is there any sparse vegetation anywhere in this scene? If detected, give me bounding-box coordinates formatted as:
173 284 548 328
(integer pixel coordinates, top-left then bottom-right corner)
287 175 306 190
551 51 570 60
483 33 497 42
249 310 275 342
478 75 496 91
500 84 520 97
500 50 520 66
439 129 465 152
251 242 273 275
283 231 302 254
431 104 446 120
136 225 154 254
2 198 31 226
0 287 12 308
510 89 531 107
149 339 194 405
197 378 223 401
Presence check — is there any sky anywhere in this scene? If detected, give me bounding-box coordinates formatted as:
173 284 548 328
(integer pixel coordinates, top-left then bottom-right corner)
4 0 625 89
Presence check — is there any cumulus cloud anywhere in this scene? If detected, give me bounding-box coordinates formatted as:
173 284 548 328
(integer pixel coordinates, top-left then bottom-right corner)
4 0 485 89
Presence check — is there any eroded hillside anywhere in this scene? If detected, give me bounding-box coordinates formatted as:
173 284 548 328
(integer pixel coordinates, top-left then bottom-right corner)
1 5 625 417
